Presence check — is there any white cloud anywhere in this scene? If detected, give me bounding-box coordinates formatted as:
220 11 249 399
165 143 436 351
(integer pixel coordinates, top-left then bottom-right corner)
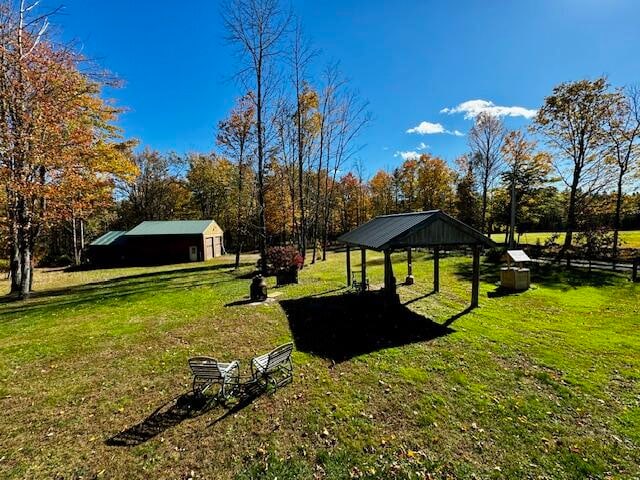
406 121 446 135
441 99 537 120
417 142 428 150
394 150 421 161
406 121 464 136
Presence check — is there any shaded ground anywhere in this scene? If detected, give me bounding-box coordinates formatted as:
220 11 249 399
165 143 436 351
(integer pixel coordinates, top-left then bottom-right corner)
281 291 452 362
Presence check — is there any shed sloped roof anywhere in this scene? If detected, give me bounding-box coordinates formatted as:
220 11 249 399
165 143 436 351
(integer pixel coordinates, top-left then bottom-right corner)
90 231 126 246
337 210 495 250
125 220 219 236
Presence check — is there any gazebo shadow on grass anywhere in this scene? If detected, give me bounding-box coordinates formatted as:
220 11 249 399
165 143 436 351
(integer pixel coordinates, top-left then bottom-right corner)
280 291 453 363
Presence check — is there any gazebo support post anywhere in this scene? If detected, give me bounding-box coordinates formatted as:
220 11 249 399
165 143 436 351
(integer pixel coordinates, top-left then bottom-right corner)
384 249 397 300
471 245 481 308
346 245 351 286
360 248 367 292
405 248 414 285
433 246 440 293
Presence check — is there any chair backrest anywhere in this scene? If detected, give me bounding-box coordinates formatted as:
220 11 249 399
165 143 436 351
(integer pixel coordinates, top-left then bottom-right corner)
188 356 223 381
264 343 294 373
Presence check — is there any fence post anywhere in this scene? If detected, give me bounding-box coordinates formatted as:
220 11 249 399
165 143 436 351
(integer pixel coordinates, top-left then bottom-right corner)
633 258 639 283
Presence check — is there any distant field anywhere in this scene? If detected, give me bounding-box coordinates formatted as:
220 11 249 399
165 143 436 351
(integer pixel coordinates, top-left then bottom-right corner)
491 230 640 249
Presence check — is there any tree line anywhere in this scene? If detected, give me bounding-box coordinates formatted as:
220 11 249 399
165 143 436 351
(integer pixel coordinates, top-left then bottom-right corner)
102 74 639 271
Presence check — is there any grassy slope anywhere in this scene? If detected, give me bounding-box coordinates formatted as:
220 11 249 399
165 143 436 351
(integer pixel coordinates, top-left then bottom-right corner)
0 253 638 479
491 230 640 248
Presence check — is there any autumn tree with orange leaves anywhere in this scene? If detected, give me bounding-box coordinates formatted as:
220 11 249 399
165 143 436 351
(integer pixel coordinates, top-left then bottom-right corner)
217 92 256 268
0 1 136 297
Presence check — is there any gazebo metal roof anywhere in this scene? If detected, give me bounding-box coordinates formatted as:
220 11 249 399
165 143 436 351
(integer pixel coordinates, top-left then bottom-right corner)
338 210 496 251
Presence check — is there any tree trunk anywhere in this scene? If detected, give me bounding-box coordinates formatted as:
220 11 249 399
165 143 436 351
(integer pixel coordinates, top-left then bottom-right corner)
509 176 516 249
480 173 489 235
256 61 267 275
235 242 243 270
322 214 329 261
563 164 582 263
311 128 324 265
297 111 306 260
235 145 245 270
9 213 22 295
72 216 79 266
18 223 32 299
612 171 624 264
80 218 85 263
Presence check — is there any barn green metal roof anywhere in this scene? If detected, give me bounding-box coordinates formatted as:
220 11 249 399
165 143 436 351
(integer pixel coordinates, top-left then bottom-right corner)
125 220 217 236
337 210 496 251
90 231 126 246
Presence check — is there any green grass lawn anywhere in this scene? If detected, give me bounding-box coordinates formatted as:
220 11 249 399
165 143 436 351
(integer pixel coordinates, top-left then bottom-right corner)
491 230 640 248
0 253 638 479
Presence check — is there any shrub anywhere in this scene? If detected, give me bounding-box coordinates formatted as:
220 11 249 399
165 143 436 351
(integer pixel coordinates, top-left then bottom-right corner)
544 233 561 248
484 247 506 264
266 246 304 272
575 228 614 266
37 254 73 268
528 239 543 259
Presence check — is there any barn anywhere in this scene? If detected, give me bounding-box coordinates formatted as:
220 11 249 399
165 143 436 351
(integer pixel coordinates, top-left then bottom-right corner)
88 220 225 266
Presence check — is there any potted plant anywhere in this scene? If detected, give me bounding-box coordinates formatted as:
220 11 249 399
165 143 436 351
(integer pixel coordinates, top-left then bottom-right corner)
266 246 304 285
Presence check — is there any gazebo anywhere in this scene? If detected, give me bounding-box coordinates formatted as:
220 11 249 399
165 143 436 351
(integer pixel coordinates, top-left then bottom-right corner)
338 210 496 308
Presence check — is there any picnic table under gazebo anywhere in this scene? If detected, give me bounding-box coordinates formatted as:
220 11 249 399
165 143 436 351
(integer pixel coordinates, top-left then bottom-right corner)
338 210 496 308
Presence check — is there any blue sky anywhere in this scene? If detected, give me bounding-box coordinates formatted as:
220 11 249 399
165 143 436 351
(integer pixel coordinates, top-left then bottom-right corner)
56 0 640 177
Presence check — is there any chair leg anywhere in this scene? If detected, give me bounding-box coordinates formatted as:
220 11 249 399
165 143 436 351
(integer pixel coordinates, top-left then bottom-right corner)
275 360 293 387
193 377 211 396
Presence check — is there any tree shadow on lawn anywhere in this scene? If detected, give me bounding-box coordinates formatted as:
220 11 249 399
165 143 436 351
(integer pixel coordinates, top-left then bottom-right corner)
280 291 453 363
106 381 269 447
453 261 622 294
0 263 247 320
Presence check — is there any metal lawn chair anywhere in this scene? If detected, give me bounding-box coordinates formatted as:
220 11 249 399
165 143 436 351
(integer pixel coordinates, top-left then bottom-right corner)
250 343 294 388
188 356 240 399
351 270 369 292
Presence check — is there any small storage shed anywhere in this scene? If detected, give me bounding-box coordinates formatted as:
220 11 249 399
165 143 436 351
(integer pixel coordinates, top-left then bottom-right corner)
338 210 496 307
124 220 224 264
